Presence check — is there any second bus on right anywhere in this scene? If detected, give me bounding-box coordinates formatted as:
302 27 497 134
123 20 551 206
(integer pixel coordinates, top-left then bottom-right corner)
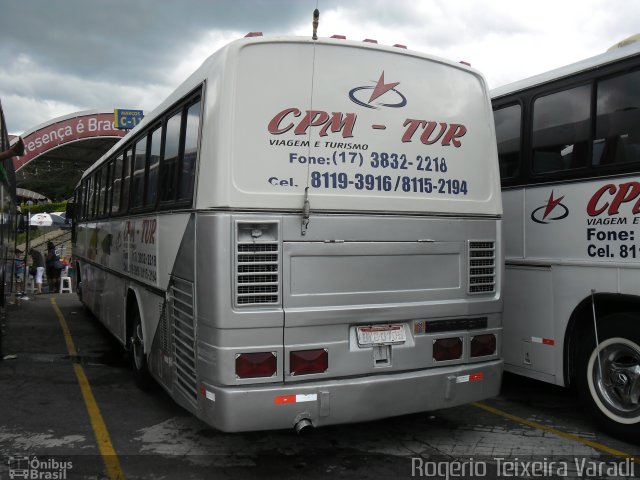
492 39 640 441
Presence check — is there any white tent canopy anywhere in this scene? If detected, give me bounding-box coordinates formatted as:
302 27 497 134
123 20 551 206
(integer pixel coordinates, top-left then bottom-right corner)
29 211 68 228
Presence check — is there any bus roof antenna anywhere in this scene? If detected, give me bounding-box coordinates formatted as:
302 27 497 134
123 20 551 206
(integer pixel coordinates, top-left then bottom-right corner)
312 9 319 40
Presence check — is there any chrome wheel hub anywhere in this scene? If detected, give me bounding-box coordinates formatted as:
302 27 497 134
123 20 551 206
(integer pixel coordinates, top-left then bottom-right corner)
593 341 640 417
607 360 640 405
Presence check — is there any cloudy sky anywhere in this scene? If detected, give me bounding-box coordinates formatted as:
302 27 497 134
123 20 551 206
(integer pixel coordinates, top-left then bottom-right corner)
0 0 637 135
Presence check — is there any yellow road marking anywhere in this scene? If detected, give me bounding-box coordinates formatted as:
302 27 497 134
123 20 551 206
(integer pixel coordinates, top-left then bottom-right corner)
473 401 639 464
52 298 126 480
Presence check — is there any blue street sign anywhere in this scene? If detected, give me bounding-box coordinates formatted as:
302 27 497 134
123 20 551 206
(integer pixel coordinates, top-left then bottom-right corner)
114 109 144 129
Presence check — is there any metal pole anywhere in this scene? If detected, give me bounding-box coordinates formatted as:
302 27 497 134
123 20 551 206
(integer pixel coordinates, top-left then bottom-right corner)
591 289 603 380
24 212 30 293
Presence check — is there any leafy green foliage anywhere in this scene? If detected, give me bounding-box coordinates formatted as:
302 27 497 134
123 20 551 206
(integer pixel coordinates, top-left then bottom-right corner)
21 201 68 214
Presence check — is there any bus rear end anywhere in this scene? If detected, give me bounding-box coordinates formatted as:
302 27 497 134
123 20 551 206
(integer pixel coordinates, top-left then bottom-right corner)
181 37 502 431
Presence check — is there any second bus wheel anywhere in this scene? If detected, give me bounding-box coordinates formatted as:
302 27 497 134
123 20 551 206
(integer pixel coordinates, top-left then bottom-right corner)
576 312 640 442
130 309 155 391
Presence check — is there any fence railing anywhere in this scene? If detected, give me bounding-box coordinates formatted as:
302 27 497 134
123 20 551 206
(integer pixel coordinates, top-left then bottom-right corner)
18 229 72 258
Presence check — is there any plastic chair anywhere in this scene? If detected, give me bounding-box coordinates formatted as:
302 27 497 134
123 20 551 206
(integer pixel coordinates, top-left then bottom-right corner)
59 268 72 294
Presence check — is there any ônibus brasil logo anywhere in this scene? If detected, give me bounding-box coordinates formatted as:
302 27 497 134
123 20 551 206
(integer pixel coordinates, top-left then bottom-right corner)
349 71 407 109
531 191 569 224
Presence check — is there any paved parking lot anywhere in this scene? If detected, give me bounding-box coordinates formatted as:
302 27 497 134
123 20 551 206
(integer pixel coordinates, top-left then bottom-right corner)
0 294 638 479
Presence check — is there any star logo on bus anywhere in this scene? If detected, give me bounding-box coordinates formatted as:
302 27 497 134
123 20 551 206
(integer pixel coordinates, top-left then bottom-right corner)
531 191 569 224
348 71 407 109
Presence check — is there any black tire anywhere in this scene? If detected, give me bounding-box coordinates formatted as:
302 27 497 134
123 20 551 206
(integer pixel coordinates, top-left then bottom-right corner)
130 308 154 391
0 264 6 307
576 313 640 442
75 265 84 304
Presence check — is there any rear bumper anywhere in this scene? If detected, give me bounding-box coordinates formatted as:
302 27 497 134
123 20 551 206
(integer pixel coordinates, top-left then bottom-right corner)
198 359 502 432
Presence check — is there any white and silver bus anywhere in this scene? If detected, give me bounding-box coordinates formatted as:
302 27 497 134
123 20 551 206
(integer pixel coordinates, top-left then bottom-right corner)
492 40 640 440
72 34 503 432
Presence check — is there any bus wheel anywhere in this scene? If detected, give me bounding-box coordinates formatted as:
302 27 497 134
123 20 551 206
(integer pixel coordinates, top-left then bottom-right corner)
76 267 85 306
130 309 154 391
576 313 640 441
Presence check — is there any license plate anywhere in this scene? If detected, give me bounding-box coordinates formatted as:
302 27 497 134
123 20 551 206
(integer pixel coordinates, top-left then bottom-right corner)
356 324 406 347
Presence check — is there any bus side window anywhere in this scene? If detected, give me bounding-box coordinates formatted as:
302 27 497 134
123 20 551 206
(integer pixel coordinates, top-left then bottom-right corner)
178 100 201 202
131 137 148 209
108 160 116 216
146 126 162 207
121 149 132 213
92 173 100 219
111 153 123 215
97 165 104 218
160 111 182 203
102 165 110 217
493 104 521 180
594 69 640 167
86 178 93 220
79 180 86 220
532 84 591 174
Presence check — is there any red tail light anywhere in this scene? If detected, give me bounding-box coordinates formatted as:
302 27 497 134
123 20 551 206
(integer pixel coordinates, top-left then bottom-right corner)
290 349 328 376
245 32 263 38
331 35 346 39
235 352 277 378
363 39 378 43
433 337 462 362
470 334 496 357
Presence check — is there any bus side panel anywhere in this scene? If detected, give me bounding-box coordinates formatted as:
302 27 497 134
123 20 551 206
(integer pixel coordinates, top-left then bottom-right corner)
552 264 621 386
149 214 196 397
503 179 640 386
76 257 127 345
502 265 554 378
76 220 119 334
524 181 639 264
75 217 126 346
503 189 524 258
134 285 165 377
74 213 191 348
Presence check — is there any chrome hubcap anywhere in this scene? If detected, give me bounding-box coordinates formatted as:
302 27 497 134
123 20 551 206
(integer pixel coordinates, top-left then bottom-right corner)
593 341 640 417
607 360 640 405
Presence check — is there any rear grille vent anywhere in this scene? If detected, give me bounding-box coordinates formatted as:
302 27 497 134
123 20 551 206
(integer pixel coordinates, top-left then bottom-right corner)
170 278 197 404
238 253 278 263
238 244 277 253
468 241 496 294
235 221 280 307
238 264 278 273
159 302 169 352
